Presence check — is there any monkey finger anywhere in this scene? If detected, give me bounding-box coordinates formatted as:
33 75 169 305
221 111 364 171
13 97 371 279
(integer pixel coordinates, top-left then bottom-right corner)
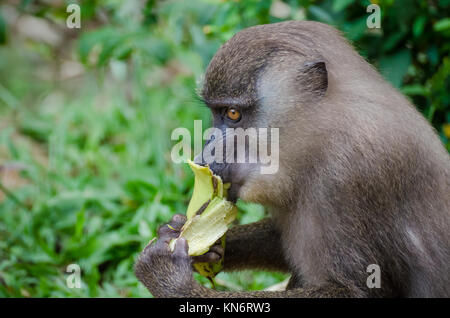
143 237 157 253
153 237 171 253
209 245 224 258
157 224 180 241
192 251 221 263
168 214 187 231
173 237 189 257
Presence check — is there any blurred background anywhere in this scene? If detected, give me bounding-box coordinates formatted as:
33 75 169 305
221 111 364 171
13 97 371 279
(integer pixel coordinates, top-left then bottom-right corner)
0 0 448 297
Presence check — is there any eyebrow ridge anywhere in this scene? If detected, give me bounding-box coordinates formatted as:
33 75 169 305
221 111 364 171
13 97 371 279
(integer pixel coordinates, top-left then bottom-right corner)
202 96 253 109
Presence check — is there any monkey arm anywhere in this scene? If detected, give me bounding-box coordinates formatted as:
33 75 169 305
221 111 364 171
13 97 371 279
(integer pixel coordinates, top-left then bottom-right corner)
223 218 290 272
134 220 351 298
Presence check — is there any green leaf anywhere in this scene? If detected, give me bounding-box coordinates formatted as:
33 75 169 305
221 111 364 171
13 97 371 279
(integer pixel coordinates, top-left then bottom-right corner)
401 84 428 96
74 209 86 241
308 5 335 24
378 50 412 88
382 30 407 53
0 10 6 44
343 17 370 42
413 15 427 37
434 18 450 32
333 0 354 12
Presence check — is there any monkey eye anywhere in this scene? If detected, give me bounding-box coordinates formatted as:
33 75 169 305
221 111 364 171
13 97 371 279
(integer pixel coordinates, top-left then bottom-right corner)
226 107 241 122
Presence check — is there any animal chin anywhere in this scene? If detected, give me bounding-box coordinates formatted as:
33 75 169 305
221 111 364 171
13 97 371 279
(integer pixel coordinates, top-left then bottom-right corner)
225 181 242 203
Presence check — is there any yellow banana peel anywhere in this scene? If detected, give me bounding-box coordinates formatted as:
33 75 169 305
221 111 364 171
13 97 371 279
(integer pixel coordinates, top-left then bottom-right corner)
169 160 237 281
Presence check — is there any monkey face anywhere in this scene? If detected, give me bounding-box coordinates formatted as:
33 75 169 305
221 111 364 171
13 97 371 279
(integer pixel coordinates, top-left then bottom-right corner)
198 24 328 206
197 70 296 205
197 103 263 203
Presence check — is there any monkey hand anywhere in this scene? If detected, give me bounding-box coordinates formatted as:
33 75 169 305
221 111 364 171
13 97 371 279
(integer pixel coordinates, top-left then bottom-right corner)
192 239 224 264
134 214 195 298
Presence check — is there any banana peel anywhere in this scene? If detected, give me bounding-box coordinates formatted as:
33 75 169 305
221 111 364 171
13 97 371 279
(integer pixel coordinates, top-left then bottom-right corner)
169 160 237 282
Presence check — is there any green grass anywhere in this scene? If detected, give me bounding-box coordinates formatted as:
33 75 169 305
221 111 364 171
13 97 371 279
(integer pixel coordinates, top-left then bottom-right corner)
0 43 288 297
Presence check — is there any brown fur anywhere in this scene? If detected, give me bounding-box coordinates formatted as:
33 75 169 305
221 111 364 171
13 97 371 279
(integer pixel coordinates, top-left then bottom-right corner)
135 21 450 297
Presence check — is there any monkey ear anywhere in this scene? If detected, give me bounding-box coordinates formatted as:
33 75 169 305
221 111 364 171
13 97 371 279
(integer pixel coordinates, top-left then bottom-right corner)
299 60 328 97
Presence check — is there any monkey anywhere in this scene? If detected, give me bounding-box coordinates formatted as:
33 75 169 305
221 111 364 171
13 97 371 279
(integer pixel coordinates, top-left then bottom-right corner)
134 21 450 297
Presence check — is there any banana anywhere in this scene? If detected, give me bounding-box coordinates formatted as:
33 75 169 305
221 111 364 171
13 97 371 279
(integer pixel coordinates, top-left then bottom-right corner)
169 160 237 282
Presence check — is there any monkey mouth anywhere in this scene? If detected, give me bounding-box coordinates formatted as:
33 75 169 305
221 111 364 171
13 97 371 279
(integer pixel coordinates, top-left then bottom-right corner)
224 179 244 204
197 158 245 203
226 185 239 203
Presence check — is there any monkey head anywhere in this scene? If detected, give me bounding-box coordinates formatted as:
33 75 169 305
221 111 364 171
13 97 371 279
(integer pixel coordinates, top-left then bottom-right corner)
198 23 329 207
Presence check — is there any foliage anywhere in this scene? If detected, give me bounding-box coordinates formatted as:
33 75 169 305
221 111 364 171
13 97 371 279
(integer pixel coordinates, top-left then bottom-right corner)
0 0 448 297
